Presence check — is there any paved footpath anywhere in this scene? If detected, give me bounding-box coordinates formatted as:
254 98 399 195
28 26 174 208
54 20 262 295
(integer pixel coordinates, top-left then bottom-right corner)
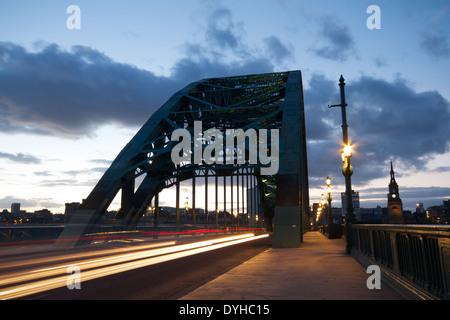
180 231 404 300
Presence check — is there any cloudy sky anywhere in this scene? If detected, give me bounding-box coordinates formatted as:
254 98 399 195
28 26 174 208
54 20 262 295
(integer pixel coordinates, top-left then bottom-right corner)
1 0 449 214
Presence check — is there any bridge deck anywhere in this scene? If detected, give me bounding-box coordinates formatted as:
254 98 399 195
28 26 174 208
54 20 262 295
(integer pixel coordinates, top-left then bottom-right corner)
180 231 404 300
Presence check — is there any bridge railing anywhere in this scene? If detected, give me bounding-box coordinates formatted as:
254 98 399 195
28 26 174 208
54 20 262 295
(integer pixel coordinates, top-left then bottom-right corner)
350 224 450 300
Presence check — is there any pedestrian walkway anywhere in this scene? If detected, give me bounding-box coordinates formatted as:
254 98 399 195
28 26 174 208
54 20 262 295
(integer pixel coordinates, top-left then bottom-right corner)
180 231 404 300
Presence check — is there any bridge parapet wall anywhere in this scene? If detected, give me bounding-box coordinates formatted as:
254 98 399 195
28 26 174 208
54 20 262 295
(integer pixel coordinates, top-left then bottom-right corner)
351 224 450 300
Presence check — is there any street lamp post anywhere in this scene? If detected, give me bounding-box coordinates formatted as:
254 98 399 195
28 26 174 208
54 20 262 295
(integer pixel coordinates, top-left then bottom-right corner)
329 75 356 253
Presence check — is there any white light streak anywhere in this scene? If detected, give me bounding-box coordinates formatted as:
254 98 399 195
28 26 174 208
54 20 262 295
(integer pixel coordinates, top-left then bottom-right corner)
0 233 268 300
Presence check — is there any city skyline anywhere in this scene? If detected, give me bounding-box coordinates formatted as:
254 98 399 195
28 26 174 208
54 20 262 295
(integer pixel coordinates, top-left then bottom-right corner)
1 1 450 214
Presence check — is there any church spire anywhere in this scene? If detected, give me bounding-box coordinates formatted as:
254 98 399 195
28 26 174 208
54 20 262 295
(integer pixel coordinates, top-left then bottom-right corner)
390 160 395 182
387 160 403 223
389 161 400 197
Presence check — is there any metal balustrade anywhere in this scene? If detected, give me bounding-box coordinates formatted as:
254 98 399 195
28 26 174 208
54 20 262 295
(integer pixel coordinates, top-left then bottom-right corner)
350 224 450 300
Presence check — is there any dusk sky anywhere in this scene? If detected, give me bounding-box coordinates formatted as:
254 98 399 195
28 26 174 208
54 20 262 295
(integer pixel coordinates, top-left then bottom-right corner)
1 0 450 214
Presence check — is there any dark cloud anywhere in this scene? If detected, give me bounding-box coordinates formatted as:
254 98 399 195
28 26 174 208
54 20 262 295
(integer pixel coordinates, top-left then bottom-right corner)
373 57 388 68
304 74 340 140
170 53 273 85
34 171 53 177
420 31 450 59
304 74 450 190
205 8 241 51
172 7 275 84
357 186 450 210
264 36 293 64
38 179 79 187
310 16 356 62
0 6 277 139
432 166 450 173
0 195 60 211
349 76 450 166
0 42 177 138
0 152 41 164
90 159 113 165
66 167 108 176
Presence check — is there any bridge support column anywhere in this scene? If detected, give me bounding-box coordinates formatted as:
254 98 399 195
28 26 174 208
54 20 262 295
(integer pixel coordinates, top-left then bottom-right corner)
272 70 308 248
121 177 135 218
273 174 301 248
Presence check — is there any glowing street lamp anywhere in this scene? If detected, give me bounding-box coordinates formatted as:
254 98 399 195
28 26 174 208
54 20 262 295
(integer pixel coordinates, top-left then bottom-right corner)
343 144 352 158
341 144 353 177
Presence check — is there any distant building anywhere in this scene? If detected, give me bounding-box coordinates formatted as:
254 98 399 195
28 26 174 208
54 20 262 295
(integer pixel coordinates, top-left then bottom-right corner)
331 207 343 224
413 200 450 224
415 203 426 222
341 190 360 219
387 161 403 223
426 205 443 224
11 203 21 214
64 202 80 223
360 206 383 223
443 200 450 220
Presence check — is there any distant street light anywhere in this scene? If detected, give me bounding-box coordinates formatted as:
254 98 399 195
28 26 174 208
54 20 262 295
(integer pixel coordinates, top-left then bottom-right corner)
316 204 323 224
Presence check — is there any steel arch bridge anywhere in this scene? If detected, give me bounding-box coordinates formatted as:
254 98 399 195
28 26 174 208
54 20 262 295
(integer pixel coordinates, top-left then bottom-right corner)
57 70 309 248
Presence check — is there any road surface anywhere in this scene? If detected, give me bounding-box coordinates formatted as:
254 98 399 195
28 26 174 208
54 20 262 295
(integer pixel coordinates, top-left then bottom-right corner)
0 232 271 300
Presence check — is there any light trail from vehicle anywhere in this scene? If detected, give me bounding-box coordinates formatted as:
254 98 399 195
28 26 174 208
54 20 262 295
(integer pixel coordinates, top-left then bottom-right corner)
0 233 268 300
0 241 177 271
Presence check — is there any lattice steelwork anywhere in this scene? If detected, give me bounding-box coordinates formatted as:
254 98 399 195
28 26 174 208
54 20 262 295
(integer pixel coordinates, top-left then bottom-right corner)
57 70 309 248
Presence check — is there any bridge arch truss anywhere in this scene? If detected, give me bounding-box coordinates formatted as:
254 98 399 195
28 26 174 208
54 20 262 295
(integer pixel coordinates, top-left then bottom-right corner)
58 70 309 248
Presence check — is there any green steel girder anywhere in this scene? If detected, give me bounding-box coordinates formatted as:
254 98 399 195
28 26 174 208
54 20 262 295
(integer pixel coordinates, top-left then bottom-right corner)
56 70 309 247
